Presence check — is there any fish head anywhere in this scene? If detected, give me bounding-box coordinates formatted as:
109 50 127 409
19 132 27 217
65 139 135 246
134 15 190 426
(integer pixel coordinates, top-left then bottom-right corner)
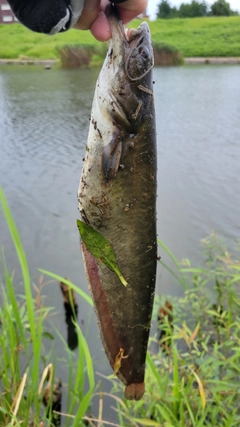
105 5 154 85
93 6 155 181
97 5 154 135
125 23 154 83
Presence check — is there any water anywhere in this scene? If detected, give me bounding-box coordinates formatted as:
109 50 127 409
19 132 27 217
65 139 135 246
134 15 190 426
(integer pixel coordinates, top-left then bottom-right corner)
154 65 240 290
0 64 240 415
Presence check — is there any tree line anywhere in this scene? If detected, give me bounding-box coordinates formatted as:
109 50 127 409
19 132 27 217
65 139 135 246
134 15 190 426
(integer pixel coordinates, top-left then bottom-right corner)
157 0 239 18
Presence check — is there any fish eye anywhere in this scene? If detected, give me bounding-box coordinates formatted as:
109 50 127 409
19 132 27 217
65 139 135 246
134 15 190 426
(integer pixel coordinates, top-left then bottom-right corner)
139 46 149 59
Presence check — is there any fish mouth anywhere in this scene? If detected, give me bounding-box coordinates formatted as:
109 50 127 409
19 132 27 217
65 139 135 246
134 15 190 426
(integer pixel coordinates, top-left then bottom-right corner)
124 23 154 81
106 5 154 81
106 3 148 44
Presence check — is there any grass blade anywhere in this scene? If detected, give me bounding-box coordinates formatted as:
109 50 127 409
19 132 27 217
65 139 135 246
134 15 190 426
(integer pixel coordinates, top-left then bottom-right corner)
38 270 93 307
158 238 187 289
0 187 41 387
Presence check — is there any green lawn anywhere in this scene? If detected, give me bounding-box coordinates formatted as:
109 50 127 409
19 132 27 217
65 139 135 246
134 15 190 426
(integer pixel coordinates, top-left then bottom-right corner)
0 22 103 59
148 16 240 57
0 15 240 59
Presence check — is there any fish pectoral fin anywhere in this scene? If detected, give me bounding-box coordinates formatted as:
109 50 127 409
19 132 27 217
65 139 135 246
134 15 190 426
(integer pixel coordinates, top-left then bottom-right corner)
102 134 122 182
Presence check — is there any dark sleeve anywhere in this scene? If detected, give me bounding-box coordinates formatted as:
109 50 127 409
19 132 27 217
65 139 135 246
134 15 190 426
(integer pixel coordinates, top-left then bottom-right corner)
7 0 72 34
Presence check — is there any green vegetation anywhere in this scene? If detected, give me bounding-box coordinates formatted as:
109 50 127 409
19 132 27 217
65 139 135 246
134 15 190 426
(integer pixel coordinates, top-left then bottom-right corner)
0 187 95 426
153 43 183 65
0 23 103 60
211 0 238 16
1 14 240 61
157 0 208 19
157 0 239 19
1 186 240 425
149 16 240 57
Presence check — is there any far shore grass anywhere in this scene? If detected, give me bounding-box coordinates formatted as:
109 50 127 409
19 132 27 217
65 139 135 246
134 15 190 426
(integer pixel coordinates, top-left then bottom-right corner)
0 15 240 61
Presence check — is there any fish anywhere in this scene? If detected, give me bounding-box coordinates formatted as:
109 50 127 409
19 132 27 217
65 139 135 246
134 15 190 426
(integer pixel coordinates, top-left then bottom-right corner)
78 4 157 401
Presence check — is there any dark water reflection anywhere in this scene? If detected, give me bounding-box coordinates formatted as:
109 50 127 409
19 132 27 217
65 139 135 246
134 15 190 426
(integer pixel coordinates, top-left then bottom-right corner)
0 64 240 416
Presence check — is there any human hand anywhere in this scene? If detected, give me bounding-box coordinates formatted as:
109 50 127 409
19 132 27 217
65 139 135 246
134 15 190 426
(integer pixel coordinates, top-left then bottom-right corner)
7 0 147 38
74 0 148 42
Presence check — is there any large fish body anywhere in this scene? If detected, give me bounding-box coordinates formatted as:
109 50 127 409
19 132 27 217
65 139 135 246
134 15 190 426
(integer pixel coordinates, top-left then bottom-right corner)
78 6 157 401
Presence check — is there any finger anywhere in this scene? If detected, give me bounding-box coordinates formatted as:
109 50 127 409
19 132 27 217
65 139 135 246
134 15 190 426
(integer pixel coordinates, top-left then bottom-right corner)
90 0 147 41
90 11 111 41
116 0 148 24
73 0 101 30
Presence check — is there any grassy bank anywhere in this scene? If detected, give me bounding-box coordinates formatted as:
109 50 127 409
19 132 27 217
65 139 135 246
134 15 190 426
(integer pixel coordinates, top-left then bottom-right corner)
149 15 240 57
1 186 240 426
0 16 240 60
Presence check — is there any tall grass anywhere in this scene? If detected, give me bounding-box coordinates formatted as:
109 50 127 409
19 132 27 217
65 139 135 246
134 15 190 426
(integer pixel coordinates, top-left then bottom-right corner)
0 15 240 59
0 187 95 426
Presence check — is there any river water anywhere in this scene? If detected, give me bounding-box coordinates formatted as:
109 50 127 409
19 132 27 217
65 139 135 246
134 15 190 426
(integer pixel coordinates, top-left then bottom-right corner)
0 64 240 415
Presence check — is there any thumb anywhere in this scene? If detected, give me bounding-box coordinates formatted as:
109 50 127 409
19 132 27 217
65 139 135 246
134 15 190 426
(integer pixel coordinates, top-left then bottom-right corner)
73 0 101 30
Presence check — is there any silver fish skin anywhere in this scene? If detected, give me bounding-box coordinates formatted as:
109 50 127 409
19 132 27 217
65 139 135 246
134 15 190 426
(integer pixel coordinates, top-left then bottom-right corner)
78 5 157 401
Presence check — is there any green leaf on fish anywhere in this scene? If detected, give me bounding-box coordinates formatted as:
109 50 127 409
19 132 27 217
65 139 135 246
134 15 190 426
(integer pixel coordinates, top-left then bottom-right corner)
76 219 128 287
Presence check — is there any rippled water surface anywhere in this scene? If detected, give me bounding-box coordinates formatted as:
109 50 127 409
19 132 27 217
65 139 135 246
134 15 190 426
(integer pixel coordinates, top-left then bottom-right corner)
1 64 240 410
